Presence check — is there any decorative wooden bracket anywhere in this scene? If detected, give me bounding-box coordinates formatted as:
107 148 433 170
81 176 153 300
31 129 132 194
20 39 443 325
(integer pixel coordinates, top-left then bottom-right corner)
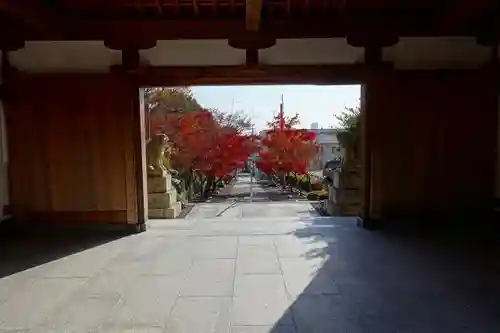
246 0 263 32
475 8 499 92
105 39 156 73
227 0 275 67
104 39 157 52
121 49 141 72
0 50 20 101
346 13 399 48
228 32 276 50
245 49 259 68
0 38 25 52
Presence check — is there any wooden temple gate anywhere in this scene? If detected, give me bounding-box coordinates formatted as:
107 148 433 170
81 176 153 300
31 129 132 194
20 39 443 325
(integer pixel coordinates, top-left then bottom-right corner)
0 0 498 231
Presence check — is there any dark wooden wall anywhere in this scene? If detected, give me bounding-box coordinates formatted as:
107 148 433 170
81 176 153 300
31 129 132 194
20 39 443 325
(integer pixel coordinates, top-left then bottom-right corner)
368 70 497 220
4 73 144 224
2 67 497 226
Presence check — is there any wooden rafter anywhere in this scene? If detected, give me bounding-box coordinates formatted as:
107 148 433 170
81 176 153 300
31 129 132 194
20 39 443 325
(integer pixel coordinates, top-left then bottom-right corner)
438 0 494 34
192 0 199 15
138 64 364 86
0 0 492 42
0 0 59 37
246 0 263 32
155 0 163 14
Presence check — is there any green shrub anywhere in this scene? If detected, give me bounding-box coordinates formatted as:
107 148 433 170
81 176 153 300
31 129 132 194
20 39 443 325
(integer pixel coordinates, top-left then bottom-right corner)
286 174 297 186
306 190 328 201
176 190 186 203
299 179 311 191
318 192 329 200
306 192 318 200
310 182 324 191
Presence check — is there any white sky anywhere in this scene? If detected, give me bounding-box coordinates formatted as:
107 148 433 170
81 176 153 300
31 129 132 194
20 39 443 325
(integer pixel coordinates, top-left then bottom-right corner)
191 85 361 131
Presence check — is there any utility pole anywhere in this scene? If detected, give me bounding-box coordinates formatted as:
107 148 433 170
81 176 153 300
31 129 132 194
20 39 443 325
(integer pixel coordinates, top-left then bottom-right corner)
250 125 255 198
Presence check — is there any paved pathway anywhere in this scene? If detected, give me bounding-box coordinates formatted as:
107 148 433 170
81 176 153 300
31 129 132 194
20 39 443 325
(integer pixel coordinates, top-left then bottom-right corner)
0 175 499 332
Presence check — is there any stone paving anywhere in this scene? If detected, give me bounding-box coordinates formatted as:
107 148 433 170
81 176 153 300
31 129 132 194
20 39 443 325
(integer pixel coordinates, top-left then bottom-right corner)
0 175 499 332
0 202 324 333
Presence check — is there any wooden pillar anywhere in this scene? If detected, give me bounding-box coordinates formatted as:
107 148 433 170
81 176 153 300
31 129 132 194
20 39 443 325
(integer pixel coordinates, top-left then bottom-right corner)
346 21 398 227
477 14 500 203
0 42 24 220
357 47 383 228
105 39 157 230
134 87 148 226
111 54 148 230
491 42 500 200
0 51 8 220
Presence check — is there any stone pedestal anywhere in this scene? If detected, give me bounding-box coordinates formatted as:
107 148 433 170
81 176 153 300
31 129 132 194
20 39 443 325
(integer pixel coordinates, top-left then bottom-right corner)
147 173 181 219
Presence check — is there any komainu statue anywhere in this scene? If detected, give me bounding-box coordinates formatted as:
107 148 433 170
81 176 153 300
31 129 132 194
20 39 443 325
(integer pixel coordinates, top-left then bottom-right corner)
146 133 172 177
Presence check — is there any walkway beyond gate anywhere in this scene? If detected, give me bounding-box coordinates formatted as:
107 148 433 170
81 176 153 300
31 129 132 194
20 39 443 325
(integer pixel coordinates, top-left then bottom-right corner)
0 176 499 332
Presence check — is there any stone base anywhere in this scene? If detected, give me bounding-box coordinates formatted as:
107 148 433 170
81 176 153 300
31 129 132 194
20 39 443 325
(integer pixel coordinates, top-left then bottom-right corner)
148 189 177 209
149 202 182 219
147 174 172 193
147 169 169 178
326 200 361 217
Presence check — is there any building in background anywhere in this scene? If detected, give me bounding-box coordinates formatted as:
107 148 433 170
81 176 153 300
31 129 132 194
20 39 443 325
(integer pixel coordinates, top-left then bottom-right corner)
310 128 342 171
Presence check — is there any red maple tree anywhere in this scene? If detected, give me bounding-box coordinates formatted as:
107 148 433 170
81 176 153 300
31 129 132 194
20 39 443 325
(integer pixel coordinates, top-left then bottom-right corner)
259 129 317 175
201 129 259 191
154 109 258 196
257 106 318 183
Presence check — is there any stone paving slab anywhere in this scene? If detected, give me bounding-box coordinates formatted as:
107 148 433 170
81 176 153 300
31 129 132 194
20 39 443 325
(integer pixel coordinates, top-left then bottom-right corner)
0 198 500 332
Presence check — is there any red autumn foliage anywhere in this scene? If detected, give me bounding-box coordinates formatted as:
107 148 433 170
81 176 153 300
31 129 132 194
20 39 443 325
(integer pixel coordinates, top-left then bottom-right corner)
153 109 257 180
257 128 318 176
201 130 259 178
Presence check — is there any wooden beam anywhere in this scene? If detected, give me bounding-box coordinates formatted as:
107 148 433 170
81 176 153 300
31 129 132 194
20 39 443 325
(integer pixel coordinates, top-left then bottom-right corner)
16 10 482 42
438 0 495 34
136 64 365 86
364 46 383 65
492 42 499 93
246 0 263 32
0 4 490 42
0 50 19 101
0 0 59 37
245 49 259 67
346 11 399 47
122 49 141 72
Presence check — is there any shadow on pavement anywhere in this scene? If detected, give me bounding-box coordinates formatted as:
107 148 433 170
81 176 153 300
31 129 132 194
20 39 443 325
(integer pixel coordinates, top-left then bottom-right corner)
0 222 127 279
269 217 500 333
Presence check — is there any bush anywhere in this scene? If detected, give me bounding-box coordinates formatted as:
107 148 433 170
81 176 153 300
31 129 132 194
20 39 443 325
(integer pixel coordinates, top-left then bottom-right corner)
286 174 297 186
310 182 324 191
306 190 328 201
306 192 318 200
176 190 186 203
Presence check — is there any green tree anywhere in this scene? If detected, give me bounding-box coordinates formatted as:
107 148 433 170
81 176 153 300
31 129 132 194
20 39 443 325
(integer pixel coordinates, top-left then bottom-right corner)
145 87 201 114
210 108 253 133
335 102 361 161
266 112 300 129
335 103 361 132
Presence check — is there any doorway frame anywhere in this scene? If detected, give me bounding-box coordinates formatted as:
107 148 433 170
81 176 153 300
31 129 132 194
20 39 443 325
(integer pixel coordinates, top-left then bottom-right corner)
135 63 370 222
